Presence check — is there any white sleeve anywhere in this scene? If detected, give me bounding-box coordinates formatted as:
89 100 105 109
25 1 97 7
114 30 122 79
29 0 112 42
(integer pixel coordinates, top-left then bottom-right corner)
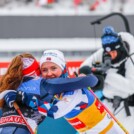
118 32 134 54
80 49 104 68
125 55 134 95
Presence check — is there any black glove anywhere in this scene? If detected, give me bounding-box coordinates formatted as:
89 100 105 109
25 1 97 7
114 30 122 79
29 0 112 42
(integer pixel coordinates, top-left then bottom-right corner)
16 90 27 103
79 66 91 75
16 91 39 109
79 66 104 91
113 96 122 111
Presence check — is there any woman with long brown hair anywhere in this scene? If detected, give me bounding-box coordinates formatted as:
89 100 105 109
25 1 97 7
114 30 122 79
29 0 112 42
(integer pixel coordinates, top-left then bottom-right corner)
0 53 41 134
0 53 38 93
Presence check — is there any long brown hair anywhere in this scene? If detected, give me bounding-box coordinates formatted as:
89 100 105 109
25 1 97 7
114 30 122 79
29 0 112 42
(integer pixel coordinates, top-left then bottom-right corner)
0 53 35 93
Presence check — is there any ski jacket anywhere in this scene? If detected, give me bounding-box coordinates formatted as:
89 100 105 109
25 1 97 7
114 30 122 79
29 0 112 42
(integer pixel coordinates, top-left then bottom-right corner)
38 88 125 134
80 32 134 99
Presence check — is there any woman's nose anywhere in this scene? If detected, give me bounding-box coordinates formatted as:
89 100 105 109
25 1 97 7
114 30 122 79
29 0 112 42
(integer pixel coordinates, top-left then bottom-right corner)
47 70 53 76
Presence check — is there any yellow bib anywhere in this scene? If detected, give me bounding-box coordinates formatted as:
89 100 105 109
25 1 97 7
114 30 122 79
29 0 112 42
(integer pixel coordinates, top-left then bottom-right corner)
66 98 106 132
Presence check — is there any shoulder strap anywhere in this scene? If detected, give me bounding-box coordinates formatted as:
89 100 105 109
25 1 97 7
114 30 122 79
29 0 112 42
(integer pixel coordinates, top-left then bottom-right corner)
117 61 126 76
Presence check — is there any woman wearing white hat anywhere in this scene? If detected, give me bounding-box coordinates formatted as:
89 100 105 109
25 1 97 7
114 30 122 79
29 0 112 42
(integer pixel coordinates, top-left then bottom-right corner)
39 49 76 134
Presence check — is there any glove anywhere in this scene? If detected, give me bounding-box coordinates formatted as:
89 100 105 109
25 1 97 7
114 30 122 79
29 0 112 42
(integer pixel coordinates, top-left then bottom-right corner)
16 90 28 103
16 91 38 109
79 66 91 75
16 90 55 109
4 91 17 108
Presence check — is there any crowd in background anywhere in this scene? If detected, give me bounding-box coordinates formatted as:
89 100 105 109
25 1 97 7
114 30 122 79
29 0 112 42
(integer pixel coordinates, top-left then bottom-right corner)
0 0 134 14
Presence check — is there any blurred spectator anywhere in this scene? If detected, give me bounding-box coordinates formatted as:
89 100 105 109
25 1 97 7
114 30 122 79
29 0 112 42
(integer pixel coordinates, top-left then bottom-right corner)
73 0 82 7
37 0 55 7
111 0 126 12
89 0 107 11
0 0 7 7
0 0 134 15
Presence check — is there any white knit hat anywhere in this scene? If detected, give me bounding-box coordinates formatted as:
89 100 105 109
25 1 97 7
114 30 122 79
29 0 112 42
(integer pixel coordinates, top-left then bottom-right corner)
40 50 66 70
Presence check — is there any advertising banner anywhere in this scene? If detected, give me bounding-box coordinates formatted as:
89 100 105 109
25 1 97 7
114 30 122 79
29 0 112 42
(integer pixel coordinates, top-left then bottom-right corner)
0 61 83 76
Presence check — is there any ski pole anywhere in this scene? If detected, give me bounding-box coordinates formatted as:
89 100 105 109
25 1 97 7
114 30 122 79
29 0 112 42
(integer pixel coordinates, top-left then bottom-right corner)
13 102 35 134
88 87 129 134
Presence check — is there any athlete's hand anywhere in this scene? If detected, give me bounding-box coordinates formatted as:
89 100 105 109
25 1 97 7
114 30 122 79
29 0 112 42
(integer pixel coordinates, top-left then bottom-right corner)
16 90 28 103
16 91 38 110
4 91 17 108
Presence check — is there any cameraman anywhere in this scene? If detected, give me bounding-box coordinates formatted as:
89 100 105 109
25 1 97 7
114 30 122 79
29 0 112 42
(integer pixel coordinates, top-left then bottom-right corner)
79 26 134 134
